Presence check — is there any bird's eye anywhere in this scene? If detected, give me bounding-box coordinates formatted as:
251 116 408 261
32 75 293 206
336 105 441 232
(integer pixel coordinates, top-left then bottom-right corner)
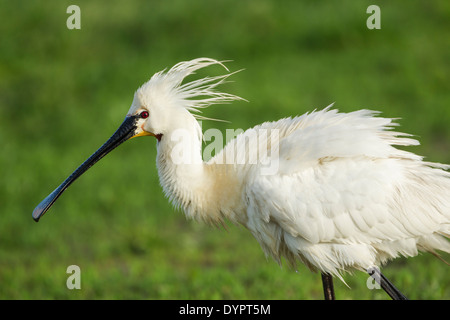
140 111 149 119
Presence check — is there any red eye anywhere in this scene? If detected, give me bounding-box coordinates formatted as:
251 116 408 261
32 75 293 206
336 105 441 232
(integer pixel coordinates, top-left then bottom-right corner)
140 111 149 119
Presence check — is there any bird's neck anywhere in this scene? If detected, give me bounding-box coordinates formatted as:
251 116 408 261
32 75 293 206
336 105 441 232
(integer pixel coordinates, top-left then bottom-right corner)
155 130 244 225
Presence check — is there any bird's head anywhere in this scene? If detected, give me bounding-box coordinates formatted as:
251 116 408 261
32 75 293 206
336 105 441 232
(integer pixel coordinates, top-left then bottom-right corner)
126 57 242 143
32 58 242 222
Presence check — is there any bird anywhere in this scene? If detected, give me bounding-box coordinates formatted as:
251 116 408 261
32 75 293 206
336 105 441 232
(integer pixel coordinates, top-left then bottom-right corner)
33 58 450 300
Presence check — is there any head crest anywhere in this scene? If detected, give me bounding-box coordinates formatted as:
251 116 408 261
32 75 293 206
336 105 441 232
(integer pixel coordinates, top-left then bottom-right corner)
136 58 244 121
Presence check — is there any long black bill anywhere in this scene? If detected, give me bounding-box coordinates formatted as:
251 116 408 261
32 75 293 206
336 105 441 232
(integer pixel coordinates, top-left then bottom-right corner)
32 115 139 222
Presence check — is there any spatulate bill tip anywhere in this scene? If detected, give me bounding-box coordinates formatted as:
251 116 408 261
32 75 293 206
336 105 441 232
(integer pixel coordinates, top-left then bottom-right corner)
32 191 57 222
32 203 47 222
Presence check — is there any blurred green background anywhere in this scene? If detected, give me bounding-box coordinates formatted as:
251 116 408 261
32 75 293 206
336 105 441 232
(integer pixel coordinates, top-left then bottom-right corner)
0 0 449 299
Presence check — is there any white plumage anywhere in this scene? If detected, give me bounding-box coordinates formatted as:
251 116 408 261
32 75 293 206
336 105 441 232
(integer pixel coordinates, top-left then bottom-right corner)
33 58 450 298
130 58 450 280
219 108 450 280
244 114 450 278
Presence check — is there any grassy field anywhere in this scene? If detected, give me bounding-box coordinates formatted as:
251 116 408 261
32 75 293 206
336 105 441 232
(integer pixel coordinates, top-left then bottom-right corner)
0 1 449 300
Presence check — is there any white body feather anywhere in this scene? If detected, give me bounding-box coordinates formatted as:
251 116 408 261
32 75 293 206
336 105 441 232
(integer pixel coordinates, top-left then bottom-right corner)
129 58 450 280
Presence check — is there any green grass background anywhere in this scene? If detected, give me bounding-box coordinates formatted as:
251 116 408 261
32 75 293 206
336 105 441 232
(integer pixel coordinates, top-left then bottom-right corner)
0 1 449 299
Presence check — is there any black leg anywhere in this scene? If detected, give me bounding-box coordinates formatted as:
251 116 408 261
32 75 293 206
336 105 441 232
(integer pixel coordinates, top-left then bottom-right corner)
321 272 335 300
367 267 408 300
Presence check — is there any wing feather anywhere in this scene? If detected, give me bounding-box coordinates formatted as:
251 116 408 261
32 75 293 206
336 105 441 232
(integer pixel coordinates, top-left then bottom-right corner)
240 108 450 275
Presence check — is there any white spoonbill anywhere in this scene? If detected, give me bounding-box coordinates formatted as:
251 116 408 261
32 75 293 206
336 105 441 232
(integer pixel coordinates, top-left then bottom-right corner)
33 58 450 300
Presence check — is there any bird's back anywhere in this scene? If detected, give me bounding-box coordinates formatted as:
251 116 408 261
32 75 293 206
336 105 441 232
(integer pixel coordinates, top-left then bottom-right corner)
210 107 450 278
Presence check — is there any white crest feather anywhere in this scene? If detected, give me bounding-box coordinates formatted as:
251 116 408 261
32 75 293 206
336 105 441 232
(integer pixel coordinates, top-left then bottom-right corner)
137 58 245 122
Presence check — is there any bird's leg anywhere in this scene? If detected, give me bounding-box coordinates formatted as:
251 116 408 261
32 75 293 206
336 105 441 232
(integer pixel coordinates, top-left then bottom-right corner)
321 273 335 300
367 268 408 300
